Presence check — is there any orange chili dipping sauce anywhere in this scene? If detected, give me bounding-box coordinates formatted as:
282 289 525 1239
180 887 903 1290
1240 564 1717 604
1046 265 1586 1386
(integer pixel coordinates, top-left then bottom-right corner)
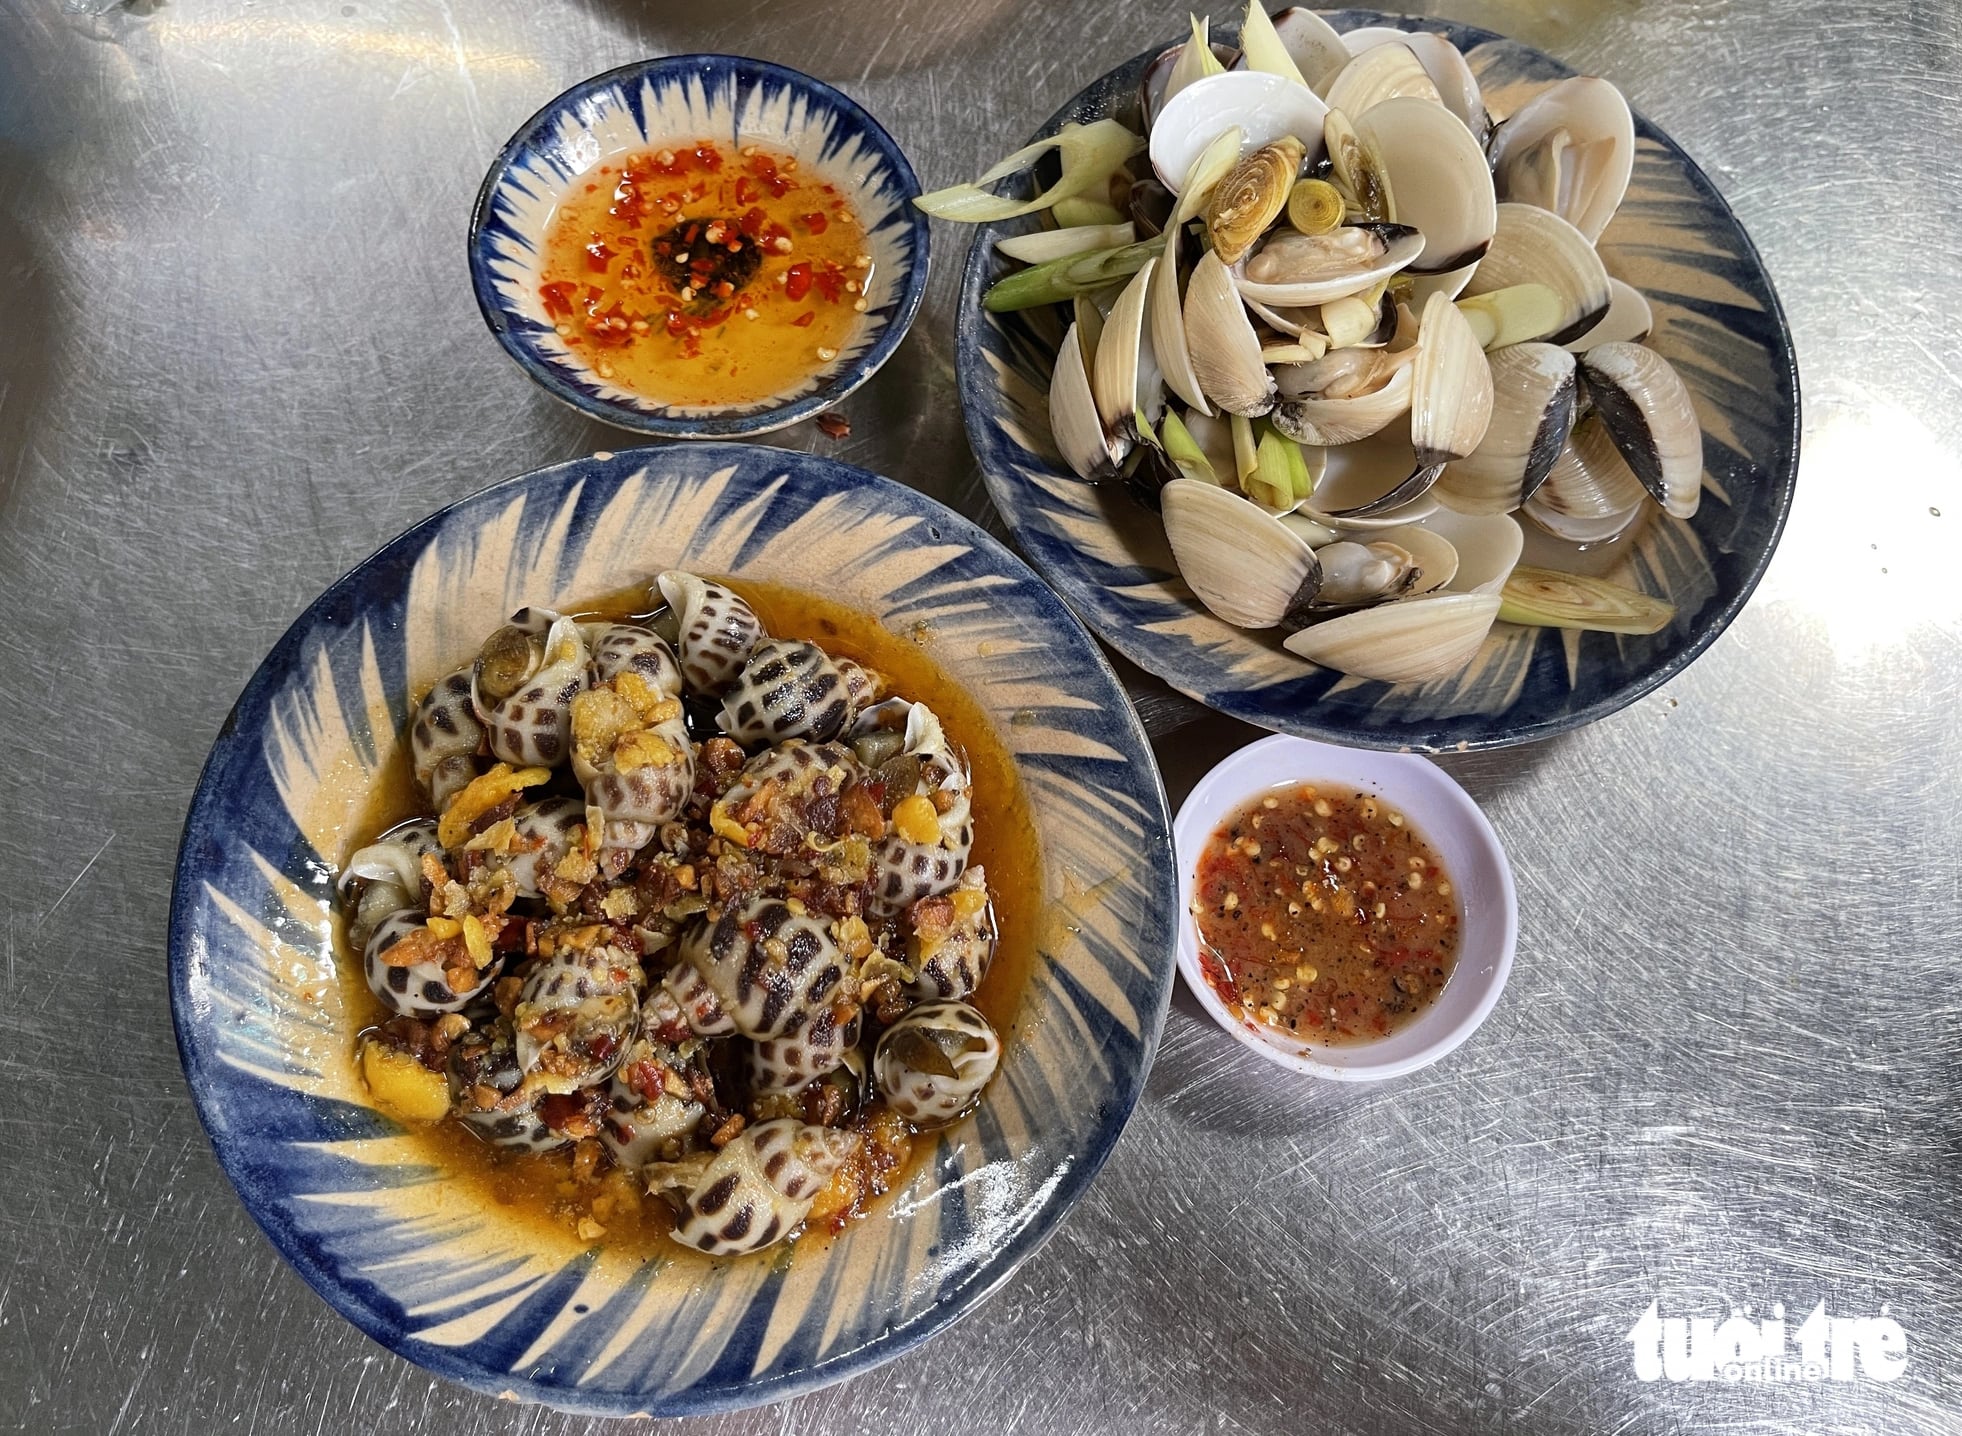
538 139 870 407
1192 784 1460 1046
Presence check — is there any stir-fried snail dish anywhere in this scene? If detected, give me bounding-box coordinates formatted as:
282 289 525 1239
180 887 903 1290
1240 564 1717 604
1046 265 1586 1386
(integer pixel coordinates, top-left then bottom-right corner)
336 572 1007 1257
925 6 1695 684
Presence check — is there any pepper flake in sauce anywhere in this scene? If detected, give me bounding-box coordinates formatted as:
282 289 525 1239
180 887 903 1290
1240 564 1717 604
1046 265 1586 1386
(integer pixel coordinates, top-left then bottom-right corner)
1192 784 1460 1045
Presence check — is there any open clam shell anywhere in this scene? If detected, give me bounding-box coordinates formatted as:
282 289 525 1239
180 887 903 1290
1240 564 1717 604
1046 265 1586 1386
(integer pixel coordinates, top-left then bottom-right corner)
1298 427 1441 529
1563 277 1653 351
1282 591 1502 684
1270 353 1415 446
1268 7 1351 94
1488 76 1635 243
1093 256 1158 436
1341 26 1490 146
1185 248 1277 417
1322 40 1441 118
1437 341 1576 512
1524 415 1649 542
1355 97 1496 274
1050 319 1128 481
1460 202 1611 346
1577 341 1702 519
1235 223 1424 308
1410 289 1494 466
1421 505 1525 594
1161 477 1322 628
1151 71 1328 194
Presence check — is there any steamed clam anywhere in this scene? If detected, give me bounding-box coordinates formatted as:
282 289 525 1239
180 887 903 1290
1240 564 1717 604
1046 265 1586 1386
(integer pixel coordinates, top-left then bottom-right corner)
944 10 1698 688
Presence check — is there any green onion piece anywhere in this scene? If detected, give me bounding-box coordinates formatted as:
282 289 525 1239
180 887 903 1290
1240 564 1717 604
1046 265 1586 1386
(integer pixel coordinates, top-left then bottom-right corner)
1497 566 1676 634
1239 0 1309 87
1158 408 1217 484
982 234 1167 311
914 119 1143 224
1051 196 1128 229
1281 432 1314 499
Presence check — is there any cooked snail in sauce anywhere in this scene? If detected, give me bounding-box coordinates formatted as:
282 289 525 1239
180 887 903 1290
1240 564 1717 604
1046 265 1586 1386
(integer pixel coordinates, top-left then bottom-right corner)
336 573 1012 1255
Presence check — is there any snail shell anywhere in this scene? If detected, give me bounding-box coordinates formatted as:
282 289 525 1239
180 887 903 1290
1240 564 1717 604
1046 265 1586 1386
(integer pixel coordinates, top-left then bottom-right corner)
587 622 683 694
512 941 643 1092
858 701 974 911
873 999 1001 1128
652 1118 858 1256
656 571 764 696
448 1020 568 1152
362 909 501 1018
410 668 487 810
905 865 997 1002
472 609 591 767
568 674 696 850
719 638 853 747
710 739 866 857
601 1032 709 1170
337 819 439 950
671 898 860 1051
502 796 586 899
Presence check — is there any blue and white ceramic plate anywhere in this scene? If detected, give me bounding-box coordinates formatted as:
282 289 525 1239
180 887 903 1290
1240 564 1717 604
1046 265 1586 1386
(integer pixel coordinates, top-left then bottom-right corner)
471 56 930 438
167 445 1175 1415
958 12 1800 751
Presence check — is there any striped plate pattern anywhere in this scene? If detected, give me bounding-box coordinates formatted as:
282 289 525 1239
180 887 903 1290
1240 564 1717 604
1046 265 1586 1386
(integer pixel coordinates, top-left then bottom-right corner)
168 445 1175 1415
957 11 1800 752
470 55 930 437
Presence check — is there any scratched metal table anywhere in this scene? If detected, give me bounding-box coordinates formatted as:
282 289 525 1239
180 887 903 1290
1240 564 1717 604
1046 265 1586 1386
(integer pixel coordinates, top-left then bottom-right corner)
3 0 1957 1430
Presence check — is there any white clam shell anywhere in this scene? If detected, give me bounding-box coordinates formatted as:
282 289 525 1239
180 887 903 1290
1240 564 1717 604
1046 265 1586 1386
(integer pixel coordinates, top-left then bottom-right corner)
1282 591 1502 683
1341 26 1490 145
1322 40 1441 119
1161 477 1320 629
1268 7 1351 94
1563 277 1654 351
1460 202 1611 346
1525 416 1649 542
1422 504 1526 594
1355 96 1496 274
1488 76 1635 243
1150 71 1328 194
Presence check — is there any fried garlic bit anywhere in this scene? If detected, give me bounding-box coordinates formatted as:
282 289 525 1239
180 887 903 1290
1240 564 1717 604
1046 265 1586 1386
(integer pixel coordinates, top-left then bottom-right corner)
438 762 552 847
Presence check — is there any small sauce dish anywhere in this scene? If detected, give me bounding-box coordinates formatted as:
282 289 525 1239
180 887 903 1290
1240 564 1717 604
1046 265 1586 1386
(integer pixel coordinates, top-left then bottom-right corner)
1174 734 1516 1080
469 55 929 438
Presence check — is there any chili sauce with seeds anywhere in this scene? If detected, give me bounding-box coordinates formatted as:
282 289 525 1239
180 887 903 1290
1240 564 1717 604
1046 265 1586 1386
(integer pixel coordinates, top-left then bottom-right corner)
1192 785 1460 1046
537 139 870 408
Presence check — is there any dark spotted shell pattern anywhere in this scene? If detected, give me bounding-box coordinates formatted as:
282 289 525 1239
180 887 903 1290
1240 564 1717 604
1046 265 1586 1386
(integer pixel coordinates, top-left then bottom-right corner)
906 865 997 1001
448 1020 568 1152
410 668 488 809
659 1119 858 1255
675 896 857 1045
502 796 586 898
872 999 1001 1128
336 819 439 950
656 570 763 696
512 943 643 1092
600 1033 708 1170
742 1016 864 1094
712 740 864 856
587 622 683 695
362 909 502 1019
570 678 695 849
660 960 739 1038
471 609 590 767
719 639 853 747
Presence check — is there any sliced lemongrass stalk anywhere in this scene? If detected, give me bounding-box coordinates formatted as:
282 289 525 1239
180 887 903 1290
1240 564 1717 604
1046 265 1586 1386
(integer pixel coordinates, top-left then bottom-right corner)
1260 337 1329 365
1283 432 1319 500
1457 284 1565 350
1164 14 1226 110
1239 0 1309 88
1051 196 1128 228
1230 411 1258 489
996 222 1136 264
1321 292 1380 348
914 119 1143 223
983 234 1167 311
1159 408 1219 484
1248 426 1297 511
1496 566 1675 634
1286 177 1345 235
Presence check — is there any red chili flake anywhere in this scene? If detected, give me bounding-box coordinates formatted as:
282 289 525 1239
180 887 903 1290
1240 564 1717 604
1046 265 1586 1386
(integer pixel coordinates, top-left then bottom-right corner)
792 310 815 328
691 143 724 171
664 310 691 338
583 238 614 273
800 210 829 235
540 281 577 321
813 266 845 304
816 412 851 439
713 280 735 298
783 263 813 302
735 175 758 206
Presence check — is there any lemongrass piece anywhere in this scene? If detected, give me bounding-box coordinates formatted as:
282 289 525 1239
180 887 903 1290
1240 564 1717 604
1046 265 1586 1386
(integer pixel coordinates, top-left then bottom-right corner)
1159 409 1218 484
1164 14 1226 110
914 120 1143 223
983 235 1167 311
1230 411 1258 488
1286 178 1344 235
1248 427 1296 510
1457 284 1565 350
996 222 1136 264
1497 567 1675 634
1321 292 1379 348
1283 433 1316 500
1052 196 1127 228
1239 0 1309 88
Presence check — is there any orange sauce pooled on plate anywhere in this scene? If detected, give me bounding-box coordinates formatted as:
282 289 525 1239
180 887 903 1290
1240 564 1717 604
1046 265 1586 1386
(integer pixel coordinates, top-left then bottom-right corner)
538 140 870 407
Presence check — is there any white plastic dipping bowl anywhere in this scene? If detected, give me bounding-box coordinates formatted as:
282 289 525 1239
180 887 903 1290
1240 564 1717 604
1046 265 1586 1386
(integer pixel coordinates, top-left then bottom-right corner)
1173 733 1516 1080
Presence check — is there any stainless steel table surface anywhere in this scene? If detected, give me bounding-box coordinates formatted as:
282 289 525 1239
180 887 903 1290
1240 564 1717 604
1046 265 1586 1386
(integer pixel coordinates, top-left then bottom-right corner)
2 0 1956 1431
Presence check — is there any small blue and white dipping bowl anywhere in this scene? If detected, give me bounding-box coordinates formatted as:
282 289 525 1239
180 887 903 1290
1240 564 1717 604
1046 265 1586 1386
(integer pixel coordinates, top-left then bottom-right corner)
469 55 930 438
